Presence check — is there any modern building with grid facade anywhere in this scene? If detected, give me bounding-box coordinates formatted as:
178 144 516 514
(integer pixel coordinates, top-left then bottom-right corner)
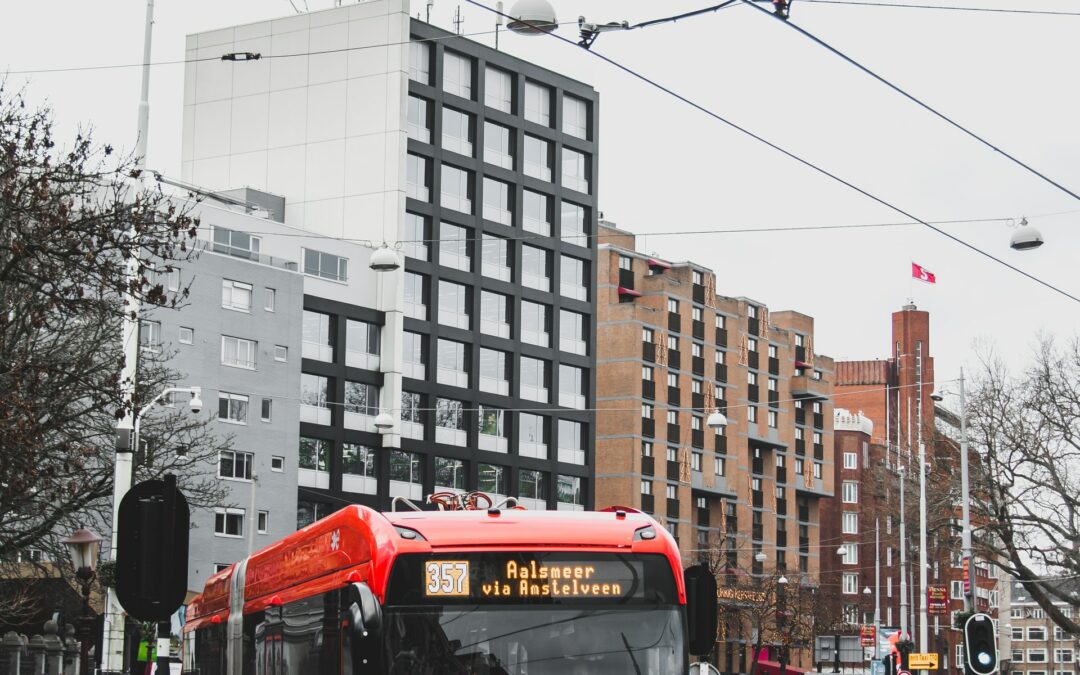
182 0 599 523
594 222 835 673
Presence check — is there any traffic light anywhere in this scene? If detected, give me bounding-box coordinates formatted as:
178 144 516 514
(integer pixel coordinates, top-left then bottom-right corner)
897 639 914 672
963 613 999 675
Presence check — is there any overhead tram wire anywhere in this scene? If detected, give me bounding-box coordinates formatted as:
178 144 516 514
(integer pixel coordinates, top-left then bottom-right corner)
797 0 1080 17
736 0 1080 204
466 0 1080 306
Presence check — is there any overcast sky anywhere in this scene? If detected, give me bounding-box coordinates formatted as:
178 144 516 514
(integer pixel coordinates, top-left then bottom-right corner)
4 0 1079 397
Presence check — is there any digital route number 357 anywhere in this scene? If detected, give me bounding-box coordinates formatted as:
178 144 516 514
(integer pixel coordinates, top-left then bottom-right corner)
424 560 470 597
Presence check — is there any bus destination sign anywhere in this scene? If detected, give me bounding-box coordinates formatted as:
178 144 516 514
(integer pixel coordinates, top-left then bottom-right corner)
425 558 638 599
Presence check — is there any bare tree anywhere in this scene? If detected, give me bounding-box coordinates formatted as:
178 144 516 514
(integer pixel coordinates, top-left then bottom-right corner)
966 338 1080 633
0 83 230 621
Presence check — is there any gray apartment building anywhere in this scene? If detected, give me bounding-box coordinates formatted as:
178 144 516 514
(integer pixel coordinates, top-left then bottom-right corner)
179 0 602 531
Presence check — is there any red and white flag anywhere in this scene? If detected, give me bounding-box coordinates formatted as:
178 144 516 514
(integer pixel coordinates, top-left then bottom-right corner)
911 262 936 284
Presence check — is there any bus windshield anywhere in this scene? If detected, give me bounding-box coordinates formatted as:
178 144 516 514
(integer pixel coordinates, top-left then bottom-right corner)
382 605 685 674
380 551 686 674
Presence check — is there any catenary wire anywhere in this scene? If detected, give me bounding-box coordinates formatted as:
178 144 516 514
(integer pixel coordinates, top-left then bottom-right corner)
798 0 1080 16
737 0 1080 204
465 0 1080 306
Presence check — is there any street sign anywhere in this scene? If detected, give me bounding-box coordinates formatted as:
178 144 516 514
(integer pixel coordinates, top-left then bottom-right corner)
909 653 939 669
899 670 912 675
116 475 190 622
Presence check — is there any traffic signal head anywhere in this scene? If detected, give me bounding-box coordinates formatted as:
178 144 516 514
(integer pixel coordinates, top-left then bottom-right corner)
963 613 999 675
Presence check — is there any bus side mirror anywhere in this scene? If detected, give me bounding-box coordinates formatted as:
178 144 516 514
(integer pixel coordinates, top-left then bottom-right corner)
347 582 383 667
684 565 718 657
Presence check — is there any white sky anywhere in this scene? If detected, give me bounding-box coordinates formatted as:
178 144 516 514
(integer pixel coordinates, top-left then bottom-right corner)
4 0 1079 386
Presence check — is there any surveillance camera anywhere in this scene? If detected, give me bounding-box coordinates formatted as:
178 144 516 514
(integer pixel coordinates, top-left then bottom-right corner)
189 400 202 415
188 386 204 415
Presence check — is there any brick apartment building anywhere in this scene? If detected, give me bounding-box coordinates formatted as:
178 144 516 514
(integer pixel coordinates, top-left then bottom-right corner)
594 222 835 672
826 304 1002 672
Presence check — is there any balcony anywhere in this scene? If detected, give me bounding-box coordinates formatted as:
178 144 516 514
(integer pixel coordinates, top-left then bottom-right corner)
666 498 680 519
769 356 780 375
796 476 833 498
390 480 423 500
642 418 655 438
814 412 824 429
298 468 330 490
642 380 656 400
520 441 548 459
667 386 680 406
481 319 511 339
769 390 779 408
403 361 426 380
776 498 788 515
692 392 704 411
691 473 735 497
401 420 424 440
667 460 681 481
640 493 655 514
478 433 508 453
693 284 705 304
435 426 468 447
559 392 586 410
752 524 764 541
776 530 787 547
641 455 655 476
643 342 656 363
714 435 727 453
522 329 550 348
669 350 681 370
558 445 585 465
692 356 705 375
619 268 634 289
559 336 587 356
668 312 681 333
692 429 704 448
715 363 728 382
520 385 549 403
790 375 829 401
715 327 728 347
437 367 469 388
748 384 759 403
300 404 332 426
692 321 705 340
342 474 377 495
302 342 334 363
697 507 710 527
346 351 380 371
479 376 510 396
748 317 760 336
667 424 681 444
344 411 376 433
748 351 759 370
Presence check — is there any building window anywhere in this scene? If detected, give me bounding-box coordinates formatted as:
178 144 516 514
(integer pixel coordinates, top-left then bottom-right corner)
221 335 257 369
389 450 423 499
300 373 331 425
563 94 588 138
217 392 249 424
437 280 471 330
404 272 428 320
409 40 431 84
212 226 260 260
406 153 430 201
522 245 550 292
401 391 424 438
521 300 550 347
222 279 253 311
560 255 588 301
842 480 858 503
440 164 473 214
842 543 858 565
264 288 276 312
559 309 587 356
442 106 473 156
139 320 161 352
480 290 511 339
435 398 467 447
642 441 653 457
562 201 588 243
218 450 253 480
407 94 431 143
520 356 550 403
523 134 553 181
271 455 284 472
748 406 757 423
179 326 194 344
302 310 333 362
524 80 552 126
443 51 473 99
214 508 245 537
437 338 469 388
557 475 584 510
842 573 858 594
261 398 272 422
344 381 379 417
518 470 548 509
483 120 514 170
302 248 348 282
346 319 380 369
257 510 269 534
666 484 677 500
519 412 548 459
478 405 507 452
479 463 507 497
844 452 857 469
641 479 653 495
557 419 585 465
299 437 330 472
1029 627 1047 641
558 364 586 410
562 148 590 193
768 411 778 428
404 212 430 261
485 65 513 112
1028 650 1048 663
642 403 654 420
522 189 551 235
481 233 511 282
667 410 678 425
434 457 466 492
478 348 510 396
483 177 513 225
643 327 655 343
297 501 331 529
1054 649 1073 663
842 511 858 534
714 457 725 477
274 345 287 362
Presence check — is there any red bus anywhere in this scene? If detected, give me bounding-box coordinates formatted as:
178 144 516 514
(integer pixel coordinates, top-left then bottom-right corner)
183 498 716 674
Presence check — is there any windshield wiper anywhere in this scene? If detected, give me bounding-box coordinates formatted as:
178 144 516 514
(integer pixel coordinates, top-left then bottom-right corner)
621 632 643 675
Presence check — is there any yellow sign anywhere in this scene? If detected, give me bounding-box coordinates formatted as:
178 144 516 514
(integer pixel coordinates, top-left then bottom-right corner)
908 653 939 669
424 560 470 597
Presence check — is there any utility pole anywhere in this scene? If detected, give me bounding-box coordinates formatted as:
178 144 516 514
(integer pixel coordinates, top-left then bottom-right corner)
875 518 881 663
919 441 929 675
899 464 908 638
102 2 154 671
959 370 975 613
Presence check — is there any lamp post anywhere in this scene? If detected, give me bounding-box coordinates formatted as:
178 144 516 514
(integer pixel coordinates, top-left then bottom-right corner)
62 527 103 675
